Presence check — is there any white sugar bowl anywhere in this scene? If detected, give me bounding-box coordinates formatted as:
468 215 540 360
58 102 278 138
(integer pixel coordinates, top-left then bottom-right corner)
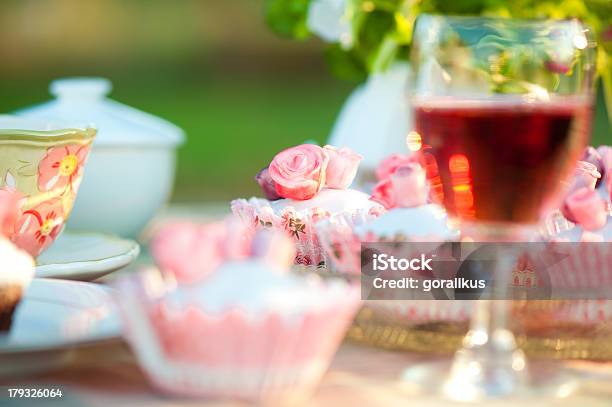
15 77 185 238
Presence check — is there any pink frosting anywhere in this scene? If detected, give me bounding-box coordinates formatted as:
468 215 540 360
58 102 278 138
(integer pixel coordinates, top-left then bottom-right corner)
563 187 607 231
322 145 362 189
269 144 329 200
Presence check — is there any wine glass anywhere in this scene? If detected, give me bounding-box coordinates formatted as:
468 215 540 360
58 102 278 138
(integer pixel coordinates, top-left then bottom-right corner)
406 15 597 400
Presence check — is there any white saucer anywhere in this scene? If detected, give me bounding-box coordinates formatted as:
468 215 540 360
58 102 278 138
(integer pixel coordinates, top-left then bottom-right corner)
0 279 121 376
35 231 140 281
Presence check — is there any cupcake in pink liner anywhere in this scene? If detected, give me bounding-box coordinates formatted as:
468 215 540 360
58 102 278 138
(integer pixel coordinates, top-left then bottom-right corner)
149 217 254 284
525 183 612 326
317 155 466 324
116 225 360 403
232 144 384 267
318 156 456 275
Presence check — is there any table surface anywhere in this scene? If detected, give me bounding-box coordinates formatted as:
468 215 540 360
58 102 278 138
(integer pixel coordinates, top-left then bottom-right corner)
3 340 612 406
3 204 612 406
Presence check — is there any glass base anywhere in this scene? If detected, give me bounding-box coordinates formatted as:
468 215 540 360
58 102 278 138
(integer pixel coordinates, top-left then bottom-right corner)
401 357 578 402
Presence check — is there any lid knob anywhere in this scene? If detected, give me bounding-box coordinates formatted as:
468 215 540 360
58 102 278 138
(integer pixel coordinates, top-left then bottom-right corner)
50 77 112 100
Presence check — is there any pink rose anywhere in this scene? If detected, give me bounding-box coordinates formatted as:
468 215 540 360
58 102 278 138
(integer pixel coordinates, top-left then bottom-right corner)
323 145 362 189
391 163 428 208
375 154 416 181
269 144 329 200
255 167 281 201
370 179 395 209
151 221 232 284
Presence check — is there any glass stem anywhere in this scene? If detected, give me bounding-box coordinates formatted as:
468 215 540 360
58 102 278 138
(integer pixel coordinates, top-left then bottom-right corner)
444 245 527 401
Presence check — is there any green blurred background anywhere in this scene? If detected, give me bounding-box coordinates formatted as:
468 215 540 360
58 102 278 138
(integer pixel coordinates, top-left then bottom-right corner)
0 0 609 202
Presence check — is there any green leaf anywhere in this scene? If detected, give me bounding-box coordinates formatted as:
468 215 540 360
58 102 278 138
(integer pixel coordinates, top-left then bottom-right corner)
324 44 369 82
265 0 311 40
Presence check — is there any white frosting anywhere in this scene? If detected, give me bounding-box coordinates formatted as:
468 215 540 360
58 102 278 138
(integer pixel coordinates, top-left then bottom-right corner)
163 260 349 316
0 238 35 286
356 204 457 240
270 188 378 214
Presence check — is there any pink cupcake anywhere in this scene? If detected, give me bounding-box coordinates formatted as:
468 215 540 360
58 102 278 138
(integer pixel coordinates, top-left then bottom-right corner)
317 154 457 276
231 144 384 266
317 154 466 324
116 222 360 403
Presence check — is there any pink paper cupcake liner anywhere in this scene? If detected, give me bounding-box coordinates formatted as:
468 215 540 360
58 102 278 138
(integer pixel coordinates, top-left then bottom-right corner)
231 197 384 267
115 271 361 402
315 210 379 276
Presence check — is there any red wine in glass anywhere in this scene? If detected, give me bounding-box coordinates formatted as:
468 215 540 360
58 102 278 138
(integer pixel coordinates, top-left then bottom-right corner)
414 97 592 225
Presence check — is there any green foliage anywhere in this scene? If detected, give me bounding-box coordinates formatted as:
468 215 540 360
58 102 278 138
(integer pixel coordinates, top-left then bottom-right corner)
265 0 311 39
265 0 611 82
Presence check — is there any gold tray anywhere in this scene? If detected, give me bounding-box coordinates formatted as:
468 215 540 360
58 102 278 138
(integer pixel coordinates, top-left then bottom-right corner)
347 305 612 361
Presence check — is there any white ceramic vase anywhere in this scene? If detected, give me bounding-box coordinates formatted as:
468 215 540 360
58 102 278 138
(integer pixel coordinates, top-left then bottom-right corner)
327 62 414 189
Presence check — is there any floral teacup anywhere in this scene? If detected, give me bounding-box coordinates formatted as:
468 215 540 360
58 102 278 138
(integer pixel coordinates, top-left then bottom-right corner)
0 116 96 257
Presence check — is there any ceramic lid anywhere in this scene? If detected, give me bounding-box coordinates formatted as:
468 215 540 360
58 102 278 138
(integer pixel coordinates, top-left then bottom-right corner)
14 77 185 147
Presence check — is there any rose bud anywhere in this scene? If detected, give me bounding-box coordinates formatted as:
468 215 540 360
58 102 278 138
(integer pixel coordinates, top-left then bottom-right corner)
370 178 396 209
269 144 329 200
390 163 428 208
562 187 607 231
375 153 416 181
323 145 362 189
251 229 296 270
255 167 281 201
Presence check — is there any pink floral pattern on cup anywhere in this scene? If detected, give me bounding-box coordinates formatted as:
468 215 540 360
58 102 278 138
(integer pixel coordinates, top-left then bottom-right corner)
1 139 93 257
38 145 90 194
13 199 64 257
